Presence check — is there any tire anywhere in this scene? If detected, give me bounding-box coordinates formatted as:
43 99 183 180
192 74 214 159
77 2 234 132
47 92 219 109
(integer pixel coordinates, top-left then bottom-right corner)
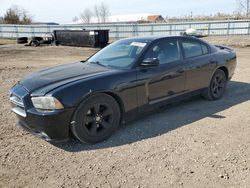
31 37 43 41
40 39 52 44
55 40 60 46
71 94 121 143
203 69 227 100
17 37 28 44
31 40 40 47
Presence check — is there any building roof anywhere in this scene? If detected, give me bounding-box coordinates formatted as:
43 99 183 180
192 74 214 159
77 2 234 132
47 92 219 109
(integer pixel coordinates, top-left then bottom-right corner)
147 15 164 22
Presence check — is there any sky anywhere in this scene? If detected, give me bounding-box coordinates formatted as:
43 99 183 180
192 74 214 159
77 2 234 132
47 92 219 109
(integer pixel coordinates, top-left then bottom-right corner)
0 0 238 24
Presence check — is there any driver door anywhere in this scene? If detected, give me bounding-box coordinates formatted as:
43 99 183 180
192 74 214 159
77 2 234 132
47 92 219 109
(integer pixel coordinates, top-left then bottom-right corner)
136 38 186 107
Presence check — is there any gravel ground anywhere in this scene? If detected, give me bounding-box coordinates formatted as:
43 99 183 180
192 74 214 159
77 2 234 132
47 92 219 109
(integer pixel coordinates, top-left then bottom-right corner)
0 38 250 188
204 35 250 48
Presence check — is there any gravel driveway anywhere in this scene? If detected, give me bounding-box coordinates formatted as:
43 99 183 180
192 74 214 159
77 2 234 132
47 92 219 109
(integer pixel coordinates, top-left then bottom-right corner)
0 40 250 187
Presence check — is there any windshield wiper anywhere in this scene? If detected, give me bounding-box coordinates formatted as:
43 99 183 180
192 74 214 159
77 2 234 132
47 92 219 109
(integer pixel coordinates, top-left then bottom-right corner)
89 61 109 68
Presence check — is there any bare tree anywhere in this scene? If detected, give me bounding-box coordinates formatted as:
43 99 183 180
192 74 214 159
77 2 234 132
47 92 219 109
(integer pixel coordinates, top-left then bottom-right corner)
99 2 110 23
3 5 32 24
94 5 100 23
4 6 20 24
75 2 110 24
20 9 32 24
80 8 93 23
0 16 4 24
237 0 250 17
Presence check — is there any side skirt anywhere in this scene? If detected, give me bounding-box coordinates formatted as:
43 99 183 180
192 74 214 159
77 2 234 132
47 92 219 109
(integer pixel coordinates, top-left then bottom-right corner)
123 88 207 123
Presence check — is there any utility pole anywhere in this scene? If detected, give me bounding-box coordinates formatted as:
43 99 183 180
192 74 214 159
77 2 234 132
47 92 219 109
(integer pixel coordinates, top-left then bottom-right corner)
247 0 250 17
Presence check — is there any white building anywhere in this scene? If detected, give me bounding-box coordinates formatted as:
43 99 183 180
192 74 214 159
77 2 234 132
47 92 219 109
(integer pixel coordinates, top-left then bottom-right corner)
73 13 157 24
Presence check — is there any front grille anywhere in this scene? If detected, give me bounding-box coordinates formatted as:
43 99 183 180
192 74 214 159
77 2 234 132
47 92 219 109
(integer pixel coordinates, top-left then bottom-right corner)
10 94 26 117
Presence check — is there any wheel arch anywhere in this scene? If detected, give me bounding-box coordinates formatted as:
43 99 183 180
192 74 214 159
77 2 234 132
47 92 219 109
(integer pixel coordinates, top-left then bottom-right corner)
71 90 125 124
217 66 229 81
102 91 125 122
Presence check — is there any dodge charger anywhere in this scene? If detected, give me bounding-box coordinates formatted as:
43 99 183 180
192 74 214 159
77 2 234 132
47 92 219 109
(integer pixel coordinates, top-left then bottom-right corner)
9 36 237 143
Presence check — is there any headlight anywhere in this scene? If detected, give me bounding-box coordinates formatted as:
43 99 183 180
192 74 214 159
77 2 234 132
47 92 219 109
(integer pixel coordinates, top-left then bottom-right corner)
31 96 64 110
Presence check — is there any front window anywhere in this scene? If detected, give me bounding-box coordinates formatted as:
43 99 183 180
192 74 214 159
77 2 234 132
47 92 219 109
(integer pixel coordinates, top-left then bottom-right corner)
143 39 181 64
87 39 148 68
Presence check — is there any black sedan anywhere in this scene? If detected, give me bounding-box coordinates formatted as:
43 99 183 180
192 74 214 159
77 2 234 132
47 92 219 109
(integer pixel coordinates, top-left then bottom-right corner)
9 36 236 143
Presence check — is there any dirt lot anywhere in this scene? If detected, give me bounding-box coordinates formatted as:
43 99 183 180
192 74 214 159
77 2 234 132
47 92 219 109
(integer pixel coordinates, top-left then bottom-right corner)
0 37 250 188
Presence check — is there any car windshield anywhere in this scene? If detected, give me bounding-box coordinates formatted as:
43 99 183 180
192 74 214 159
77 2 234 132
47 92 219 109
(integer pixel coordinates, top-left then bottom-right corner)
87 39 148 68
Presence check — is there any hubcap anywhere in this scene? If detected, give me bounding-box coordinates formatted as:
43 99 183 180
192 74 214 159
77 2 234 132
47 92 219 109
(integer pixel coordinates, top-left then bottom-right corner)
83 103 113 135
95 115 101 122
212 73 225 97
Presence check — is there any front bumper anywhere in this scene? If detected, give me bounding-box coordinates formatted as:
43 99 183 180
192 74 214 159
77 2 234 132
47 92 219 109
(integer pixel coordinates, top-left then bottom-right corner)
10 84 74 142
16 108 74 142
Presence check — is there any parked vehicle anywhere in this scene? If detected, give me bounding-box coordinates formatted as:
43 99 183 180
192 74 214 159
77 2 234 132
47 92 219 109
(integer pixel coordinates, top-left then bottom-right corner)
9 36 237 143
182 28 205 38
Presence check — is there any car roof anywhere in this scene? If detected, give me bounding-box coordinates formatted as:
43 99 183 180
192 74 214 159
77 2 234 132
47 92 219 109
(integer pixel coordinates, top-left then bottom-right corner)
120 35 205 43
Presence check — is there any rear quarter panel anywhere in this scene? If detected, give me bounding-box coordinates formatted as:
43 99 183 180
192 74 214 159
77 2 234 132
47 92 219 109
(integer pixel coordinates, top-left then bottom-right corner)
216 47 237 80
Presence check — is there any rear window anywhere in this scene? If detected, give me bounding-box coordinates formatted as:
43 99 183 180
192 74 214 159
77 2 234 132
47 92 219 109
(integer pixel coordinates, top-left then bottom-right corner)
201 43 209 54
182 40 203 58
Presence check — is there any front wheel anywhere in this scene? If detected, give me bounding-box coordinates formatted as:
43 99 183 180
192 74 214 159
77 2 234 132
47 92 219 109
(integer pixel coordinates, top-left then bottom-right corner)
203 69 227 100
71 94 120 143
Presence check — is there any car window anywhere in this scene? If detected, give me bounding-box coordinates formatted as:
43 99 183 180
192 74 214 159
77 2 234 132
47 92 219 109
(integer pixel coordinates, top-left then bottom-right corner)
87 40 148 68
201 43 209 55
144 39 180 64
100 44 130 59
182 40 203 58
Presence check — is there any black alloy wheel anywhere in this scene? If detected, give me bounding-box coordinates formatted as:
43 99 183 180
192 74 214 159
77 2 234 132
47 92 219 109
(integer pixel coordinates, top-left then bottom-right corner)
211 71 226 98
203 69 227 100
84 103 113 136
71 94 120 143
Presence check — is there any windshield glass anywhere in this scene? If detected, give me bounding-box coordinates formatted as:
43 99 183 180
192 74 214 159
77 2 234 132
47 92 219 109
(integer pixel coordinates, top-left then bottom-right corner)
87 39 148 68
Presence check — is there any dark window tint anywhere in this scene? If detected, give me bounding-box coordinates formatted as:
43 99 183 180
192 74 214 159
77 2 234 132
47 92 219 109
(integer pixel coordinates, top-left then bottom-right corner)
201 43 209 55
144 39 180 64
182 40 203 58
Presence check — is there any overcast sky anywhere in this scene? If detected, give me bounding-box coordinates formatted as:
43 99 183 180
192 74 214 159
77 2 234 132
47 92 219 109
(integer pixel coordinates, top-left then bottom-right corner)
0 0 237 24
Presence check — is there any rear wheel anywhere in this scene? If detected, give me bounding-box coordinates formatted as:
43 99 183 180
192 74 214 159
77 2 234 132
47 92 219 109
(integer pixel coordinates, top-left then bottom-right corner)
203 69 227 100
71 94 120 143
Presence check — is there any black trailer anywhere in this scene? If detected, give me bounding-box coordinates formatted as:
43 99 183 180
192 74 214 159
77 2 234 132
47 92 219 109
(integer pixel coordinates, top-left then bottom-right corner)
53 29 109 48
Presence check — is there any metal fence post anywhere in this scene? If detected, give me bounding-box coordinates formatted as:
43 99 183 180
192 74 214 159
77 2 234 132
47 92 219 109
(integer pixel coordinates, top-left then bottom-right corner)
151 24 154 35
169 24 172 35
248 21 250 35
31 25 35 37
132 24 136 36
227 21 230 35
15 25 19 38
115 25 119 39
135 24 138 36
0 26 2 38
47 25 51 34
207 23 211 36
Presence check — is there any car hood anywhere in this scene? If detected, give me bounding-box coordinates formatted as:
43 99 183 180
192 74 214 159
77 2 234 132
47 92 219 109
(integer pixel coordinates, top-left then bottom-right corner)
20 62 113 93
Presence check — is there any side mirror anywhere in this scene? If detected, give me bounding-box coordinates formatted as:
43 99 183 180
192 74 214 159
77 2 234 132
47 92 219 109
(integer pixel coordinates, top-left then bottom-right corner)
140 58 159 67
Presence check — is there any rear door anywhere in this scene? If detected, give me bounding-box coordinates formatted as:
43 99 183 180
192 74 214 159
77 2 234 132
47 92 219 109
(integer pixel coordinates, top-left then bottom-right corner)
180 38 217 91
